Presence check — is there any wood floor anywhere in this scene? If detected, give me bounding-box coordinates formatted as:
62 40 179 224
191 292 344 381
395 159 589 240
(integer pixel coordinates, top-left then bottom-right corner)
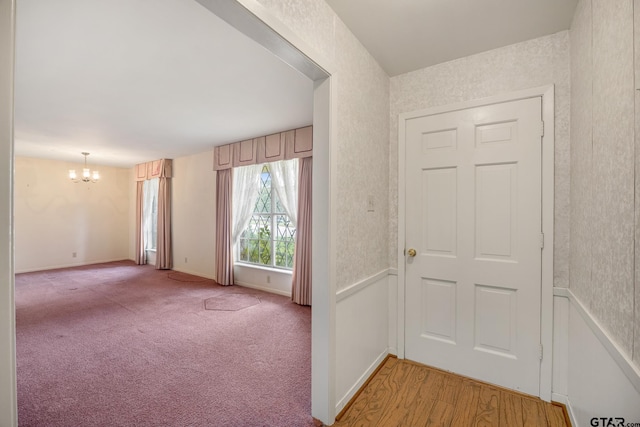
331 357 569 427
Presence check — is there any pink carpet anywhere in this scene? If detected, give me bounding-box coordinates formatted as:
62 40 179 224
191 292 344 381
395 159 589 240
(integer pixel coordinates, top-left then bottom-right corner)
15 261 313 426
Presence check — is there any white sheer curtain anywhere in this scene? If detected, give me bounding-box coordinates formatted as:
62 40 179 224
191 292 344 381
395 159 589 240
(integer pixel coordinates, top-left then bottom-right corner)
142 177 159 251
270 159 298 227
232 164 263 244
135 181 145 265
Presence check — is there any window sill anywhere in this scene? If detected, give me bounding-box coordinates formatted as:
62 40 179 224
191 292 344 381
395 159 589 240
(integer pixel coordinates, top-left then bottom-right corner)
234 263 292 275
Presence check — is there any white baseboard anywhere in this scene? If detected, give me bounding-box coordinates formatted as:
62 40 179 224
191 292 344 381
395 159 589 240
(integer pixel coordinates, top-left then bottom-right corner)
551 392 568 405
566 398 579 427
170 267 215 281
15 258 130 274
234 280 292 297
335 348 389 415
551 393 578 427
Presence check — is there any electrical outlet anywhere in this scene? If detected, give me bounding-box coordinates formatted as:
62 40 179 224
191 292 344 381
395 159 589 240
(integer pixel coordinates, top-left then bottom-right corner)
267 275 271 284
72 252 77 258
184 257 188 263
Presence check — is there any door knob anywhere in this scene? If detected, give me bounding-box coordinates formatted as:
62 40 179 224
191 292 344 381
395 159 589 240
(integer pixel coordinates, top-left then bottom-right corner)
407 248 417 257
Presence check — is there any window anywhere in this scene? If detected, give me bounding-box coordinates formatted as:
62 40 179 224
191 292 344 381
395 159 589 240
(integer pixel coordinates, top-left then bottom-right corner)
142 177 159 251
238 164 296 269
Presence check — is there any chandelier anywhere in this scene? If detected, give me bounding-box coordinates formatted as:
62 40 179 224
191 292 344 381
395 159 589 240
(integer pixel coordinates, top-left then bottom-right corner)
69 152 100 183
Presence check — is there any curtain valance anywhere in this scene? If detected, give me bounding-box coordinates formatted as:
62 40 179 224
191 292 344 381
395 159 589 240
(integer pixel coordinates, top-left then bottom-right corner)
135 159 173 181
213 125 312 171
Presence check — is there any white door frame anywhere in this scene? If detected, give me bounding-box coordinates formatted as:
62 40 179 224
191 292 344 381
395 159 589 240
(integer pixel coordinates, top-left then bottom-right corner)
0 1 16 426
397 85 555 401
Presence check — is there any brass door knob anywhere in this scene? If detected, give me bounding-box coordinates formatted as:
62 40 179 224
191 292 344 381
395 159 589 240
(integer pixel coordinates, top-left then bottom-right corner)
407 248 417 257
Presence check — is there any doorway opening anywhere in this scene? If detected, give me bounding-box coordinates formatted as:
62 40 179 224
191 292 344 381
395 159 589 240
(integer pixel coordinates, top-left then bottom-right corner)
4 1 337 425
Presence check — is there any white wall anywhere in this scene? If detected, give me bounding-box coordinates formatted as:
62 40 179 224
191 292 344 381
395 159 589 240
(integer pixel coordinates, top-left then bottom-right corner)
335 271 390 414
553 290 640 426
552 296 569 400
171 150 217 279
387 271 398 356
568 304 640 426
14 157 130 273
234 264 292 297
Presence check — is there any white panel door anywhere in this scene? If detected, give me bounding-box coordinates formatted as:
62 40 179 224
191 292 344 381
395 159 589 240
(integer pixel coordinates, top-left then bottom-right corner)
404 97 543 396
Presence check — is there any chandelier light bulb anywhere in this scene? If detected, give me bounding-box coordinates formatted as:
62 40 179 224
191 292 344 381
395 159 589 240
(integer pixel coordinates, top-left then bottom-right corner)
69 152 100 183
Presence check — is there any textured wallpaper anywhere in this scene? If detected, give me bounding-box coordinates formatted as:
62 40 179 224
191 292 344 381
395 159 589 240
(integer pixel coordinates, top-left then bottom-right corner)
252 0 337 65
635 0 640 369
389 32 571 287
591 0 635 358
255 0 391 290
333 20 390 289
570 0 637 364
569 0 594 310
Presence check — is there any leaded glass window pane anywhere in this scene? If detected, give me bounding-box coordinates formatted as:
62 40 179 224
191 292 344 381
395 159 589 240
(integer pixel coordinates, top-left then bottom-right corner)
237 162 296 270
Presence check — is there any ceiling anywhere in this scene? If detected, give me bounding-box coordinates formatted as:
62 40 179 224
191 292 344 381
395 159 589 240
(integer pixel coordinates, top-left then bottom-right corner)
14 0 314 168
14 0 579 168
325 0 578 77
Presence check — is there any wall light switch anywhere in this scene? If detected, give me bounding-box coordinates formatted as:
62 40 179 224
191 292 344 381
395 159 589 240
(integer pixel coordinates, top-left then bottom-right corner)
367 195 375 212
